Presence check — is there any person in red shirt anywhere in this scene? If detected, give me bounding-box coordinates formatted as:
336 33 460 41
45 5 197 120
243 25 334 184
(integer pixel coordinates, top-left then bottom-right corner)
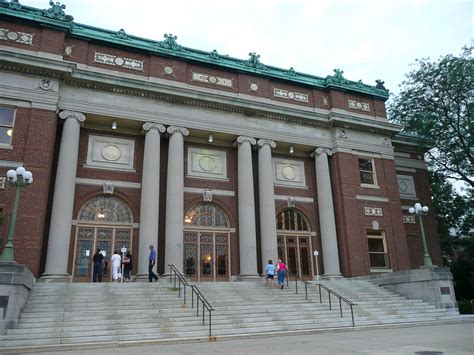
277 259 287 289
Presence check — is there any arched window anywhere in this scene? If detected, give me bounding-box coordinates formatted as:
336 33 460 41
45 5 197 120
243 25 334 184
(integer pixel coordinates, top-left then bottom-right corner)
78 196 132 223
184 202 230 228
276 208 310 231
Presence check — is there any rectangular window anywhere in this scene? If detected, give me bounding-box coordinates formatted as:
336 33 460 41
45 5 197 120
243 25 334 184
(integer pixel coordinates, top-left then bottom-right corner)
0 107 15 146
359 157 377 186
367 231 389 269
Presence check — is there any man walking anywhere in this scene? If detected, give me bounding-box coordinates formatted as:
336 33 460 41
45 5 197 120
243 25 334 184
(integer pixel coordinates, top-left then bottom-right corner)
92 248 104 282
148 244 159 282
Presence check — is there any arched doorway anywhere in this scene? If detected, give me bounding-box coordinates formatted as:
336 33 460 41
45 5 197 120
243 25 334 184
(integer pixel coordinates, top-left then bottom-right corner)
72 195 133 282
183 202 231 281
276 208 314 279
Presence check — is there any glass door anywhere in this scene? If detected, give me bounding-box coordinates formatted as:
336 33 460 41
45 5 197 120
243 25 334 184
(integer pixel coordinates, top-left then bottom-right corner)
277 234 314 280
72 225 132 282
183 230 230 281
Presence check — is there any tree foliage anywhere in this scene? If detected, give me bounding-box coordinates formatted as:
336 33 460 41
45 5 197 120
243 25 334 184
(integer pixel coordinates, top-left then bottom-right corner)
388 47 473 187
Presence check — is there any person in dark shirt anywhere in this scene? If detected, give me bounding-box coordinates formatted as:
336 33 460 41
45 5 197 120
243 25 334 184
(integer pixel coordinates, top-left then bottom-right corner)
123 251 132 282
92 248 104 282
148 245 159 282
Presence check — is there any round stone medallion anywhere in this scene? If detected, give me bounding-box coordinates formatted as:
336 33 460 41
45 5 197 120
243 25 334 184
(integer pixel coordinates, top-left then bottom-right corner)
6 31 19 41
101 144 122 161
164 66 173 75
250 83 258 91
208 76 217 84
114 57 125 66
282 165 297 180
288 92 295 99
198 155 216 172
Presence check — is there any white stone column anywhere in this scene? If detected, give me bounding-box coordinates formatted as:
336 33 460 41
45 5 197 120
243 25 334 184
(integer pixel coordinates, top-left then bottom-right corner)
43 110 85 279
164 126 189 273
312 147 341 277
137 122 166 278
236 136 258 276
257 139 278 271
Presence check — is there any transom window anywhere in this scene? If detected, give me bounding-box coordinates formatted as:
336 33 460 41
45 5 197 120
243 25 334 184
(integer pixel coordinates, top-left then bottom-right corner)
0 107 15 145
359 157 377 186
276 209 309 231
78 196 132 223
367 231 389 269
184 203 230 228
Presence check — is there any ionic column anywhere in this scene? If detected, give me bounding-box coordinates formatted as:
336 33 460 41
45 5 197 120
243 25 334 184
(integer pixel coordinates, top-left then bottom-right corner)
257 139 278 271
43 110 85 279
164 126 189 273
236 136 258 276
137 122 166 278
312 147 341 277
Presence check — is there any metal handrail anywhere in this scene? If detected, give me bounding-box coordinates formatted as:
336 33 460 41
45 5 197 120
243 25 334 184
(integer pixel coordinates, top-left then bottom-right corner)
168 264 214 337
293 274 356 326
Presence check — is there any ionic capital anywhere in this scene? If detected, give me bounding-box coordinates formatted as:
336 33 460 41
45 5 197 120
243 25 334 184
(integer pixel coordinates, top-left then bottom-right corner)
235 136 256 146
257 139 276 149
311 147 333 157
167 126 189 136
58 110 86 123
143 122 166 133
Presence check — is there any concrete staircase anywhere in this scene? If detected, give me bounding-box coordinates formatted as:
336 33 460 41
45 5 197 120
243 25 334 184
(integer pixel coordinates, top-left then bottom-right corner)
0 278 468 351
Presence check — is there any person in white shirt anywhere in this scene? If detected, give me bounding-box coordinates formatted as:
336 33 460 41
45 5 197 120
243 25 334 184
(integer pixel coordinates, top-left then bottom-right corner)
110 250 122 282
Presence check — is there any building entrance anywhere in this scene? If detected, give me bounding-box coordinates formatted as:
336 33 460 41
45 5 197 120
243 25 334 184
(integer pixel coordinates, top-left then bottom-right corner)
183 202 231 281
72 196 133 282
276 209 314 280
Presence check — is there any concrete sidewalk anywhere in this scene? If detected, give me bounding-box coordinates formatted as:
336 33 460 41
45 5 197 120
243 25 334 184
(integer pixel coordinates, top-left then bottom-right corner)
25 322 474 355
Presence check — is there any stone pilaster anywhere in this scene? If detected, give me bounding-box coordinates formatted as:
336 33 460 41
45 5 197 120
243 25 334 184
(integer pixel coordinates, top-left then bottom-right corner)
164 126 189 273
257 139 278 271
236 136 258 276
136 122 166 279
43 110 85 280
312 147 341 278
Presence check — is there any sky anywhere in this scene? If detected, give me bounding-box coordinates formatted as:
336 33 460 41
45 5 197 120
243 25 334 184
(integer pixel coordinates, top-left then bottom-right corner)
19 0 472 100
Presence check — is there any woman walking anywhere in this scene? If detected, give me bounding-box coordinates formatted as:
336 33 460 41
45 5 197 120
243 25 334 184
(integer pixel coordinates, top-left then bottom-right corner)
277 259 287 289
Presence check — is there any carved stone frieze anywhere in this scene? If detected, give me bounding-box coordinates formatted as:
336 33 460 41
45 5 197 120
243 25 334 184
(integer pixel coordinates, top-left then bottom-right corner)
403 215 416 224
38 79 57 92
273 88 309 103
364 207 383 217
0 28 33 45
191 72 232 88
348 99 370 112
94 52 144 71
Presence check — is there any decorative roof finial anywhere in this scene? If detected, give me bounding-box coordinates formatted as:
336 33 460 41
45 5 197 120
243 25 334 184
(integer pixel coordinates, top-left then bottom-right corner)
114 28 128 40
287 67 296 76
36 1 74 22
375 79 387 90
161 33 182 51
244 52 266 69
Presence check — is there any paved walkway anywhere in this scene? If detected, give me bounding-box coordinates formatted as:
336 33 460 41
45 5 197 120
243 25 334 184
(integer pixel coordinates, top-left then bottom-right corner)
27 322 474 355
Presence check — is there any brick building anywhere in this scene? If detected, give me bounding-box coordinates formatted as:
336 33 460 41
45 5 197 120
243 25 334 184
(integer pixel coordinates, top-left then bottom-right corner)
0 2 442 282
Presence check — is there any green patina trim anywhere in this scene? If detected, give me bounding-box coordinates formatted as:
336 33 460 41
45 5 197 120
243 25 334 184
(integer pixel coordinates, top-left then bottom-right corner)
0 2 390 100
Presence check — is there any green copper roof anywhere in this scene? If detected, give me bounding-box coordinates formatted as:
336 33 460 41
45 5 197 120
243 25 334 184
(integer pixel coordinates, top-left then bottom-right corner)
0 1 390 100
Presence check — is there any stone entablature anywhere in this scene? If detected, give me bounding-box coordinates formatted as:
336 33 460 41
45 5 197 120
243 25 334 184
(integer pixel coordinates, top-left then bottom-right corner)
0 2 389 112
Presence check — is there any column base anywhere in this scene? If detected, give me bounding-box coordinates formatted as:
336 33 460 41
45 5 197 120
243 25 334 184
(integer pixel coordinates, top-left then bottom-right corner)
39 274 71 283
322 273 343 280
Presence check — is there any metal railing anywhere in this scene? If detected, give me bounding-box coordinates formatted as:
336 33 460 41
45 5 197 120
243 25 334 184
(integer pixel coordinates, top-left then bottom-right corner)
168 264 214 336
293 274 356 326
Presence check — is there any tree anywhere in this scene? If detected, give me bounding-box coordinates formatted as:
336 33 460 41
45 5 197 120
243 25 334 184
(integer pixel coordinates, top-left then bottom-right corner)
388 47 473 187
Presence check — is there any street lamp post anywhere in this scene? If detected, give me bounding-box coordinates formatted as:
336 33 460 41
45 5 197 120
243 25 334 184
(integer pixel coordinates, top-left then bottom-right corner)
409 202 433 267
1 167 33 262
